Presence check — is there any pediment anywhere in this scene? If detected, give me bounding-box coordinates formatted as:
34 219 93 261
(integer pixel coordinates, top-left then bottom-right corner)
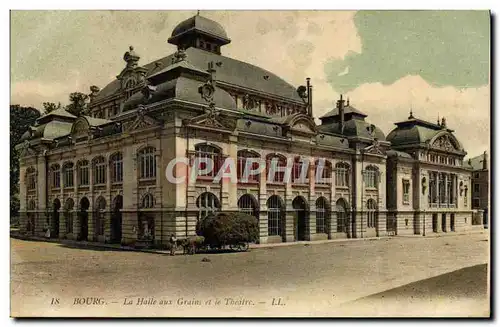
183 111 237 132
284 114 318 136
364 140 386 156
71 118 90 137
126 114 161 132
430 133 460 152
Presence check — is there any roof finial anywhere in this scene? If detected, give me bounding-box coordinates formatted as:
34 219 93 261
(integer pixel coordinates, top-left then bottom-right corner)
408 107 414 119
197 10 200 16
346 97 350 106
437 113 440 126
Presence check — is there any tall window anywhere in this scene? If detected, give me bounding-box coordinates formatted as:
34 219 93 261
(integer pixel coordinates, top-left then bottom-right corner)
78 160 89 186
364 166 378 188
474 183 480 193
366 199 377 228
316 197 329 234
93 156 106 185
194 144 222 179
335 162 350 187
238 194 259 218
110 152 123 183
141 193 155 209
429 172 437 204
237 150 260 183
266 154 287 183
315 159 332 185
139 147 156 179
63 162 74 188
439 173 446 204
94 197 106 236
26 167 36 190
267 195 283 236
292 157 309 183
196 192 221 221
51 164 61 189
402 179 410 204
464 185 468 207
336 198 348 233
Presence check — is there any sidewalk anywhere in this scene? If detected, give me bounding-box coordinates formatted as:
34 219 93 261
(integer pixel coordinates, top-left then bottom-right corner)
10 229 487 255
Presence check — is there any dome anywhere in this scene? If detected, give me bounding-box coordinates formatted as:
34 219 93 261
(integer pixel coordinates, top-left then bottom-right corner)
318 119 386 141
169 14 230 45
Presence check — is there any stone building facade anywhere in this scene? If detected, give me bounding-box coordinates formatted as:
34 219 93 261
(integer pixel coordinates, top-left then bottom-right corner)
15 13 475 246
465 151 489 225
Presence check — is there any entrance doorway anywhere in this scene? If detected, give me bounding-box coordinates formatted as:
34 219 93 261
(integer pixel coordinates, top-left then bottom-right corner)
292 196 309 241
52 199 61 238
432 214 438 232
442 214 446 232
79 197 90 241
450 214 455 232
111 195 123 243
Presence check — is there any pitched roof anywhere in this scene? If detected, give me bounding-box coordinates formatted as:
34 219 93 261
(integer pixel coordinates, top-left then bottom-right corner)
93 47 304 103
319 104 367 119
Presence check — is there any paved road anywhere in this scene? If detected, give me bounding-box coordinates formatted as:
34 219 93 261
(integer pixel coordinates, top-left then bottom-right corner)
11 232 489 317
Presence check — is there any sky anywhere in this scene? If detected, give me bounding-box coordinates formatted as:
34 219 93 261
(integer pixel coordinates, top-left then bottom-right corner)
10 10 490 158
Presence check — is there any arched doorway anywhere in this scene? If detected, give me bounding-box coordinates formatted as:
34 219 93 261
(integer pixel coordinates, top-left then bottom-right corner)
64 198 74 235
79 197 90 241
238 194 259 219
366 199 378 237
52 199 61 238
94 196 106 240
336 198 349 237
315 197 330 236
292 196 309 241
111 195 123 243
196 192 221 221
267 195 284 240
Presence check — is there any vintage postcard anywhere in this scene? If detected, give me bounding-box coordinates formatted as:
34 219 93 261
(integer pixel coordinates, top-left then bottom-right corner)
10 10 490 318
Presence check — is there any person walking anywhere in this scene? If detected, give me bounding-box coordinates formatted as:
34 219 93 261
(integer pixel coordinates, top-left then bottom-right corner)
169 234 177 256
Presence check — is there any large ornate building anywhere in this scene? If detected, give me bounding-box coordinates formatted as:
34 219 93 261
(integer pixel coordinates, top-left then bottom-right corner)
16 13 476 246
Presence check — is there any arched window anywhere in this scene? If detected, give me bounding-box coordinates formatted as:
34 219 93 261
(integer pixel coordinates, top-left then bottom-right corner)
316 197 329 234
26 167 36 191
238 194 259 218
237 150 260 183
141 193 155 209
315 159 332 185
364 165 378 189
63 162 74 188
50 164 61 189
110 152 123 183
335 162 350 187
138 147 156 179
267 195 283 236
77 160 89 186
94 196 106 236
266 154 287 183
93 156 106 185
292 156 309 184
196 192 221 221
194 144 222 179
336 198 348 233
366 199 378 228
64 198 74 234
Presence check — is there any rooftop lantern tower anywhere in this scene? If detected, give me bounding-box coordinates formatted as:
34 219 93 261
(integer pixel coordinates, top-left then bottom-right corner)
167 11 231 55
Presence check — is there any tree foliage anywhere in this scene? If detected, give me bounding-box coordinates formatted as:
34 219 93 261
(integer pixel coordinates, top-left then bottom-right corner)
10 105 41 217
66 92 89 116
42 102 62 114
196 212 259 247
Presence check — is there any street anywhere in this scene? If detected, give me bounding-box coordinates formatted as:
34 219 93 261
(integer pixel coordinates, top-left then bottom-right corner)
11 232 490 317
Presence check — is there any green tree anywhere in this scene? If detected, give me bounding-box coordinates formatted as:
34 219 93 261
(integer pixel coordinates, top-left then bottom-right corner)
42 101 62 114
10 105 41 217
66 92 89 116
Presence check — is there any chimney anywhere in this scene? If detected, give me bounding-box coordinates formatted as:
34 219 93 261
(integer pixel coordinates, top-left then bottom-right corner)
483 151 487 170
337 94 345 134
306 78 312 117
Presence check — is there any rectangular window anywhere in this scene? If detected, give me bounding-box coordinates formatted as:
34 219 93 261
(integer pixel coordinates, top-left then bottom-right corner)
335 164 349 187
474 183 480 193
402 179 410 204
65 168 74 188
365 169 377 188
473 198 480 208
52 170 61 189
79 166 89 186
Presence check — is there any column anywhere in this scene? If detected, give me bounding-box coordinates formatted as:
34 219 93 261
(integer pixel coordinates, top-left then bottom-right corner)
122 145 138 245
258 158 269 243
222 136 238 211
444 174 448 208
377 168 387 237
88 160 94 241
105 159 112 242
329 160 336 239
284 156 295 242
436 172 440 207
308 158 316 240
59 162 65 238
36 155 47 236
